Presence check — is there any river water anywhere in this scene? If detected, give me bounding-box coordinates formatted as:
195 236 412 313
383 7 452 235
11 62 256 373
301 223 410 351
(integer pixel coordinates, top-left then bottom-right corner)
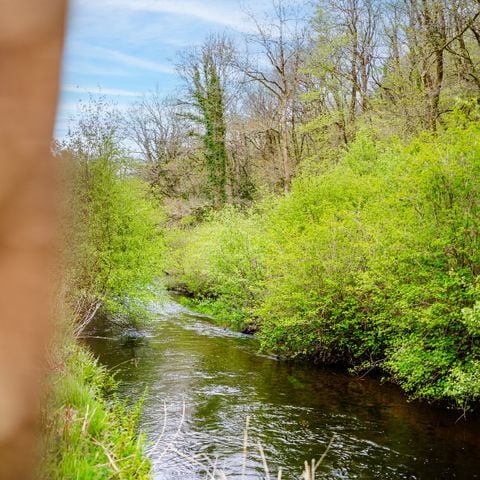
85 298 480 479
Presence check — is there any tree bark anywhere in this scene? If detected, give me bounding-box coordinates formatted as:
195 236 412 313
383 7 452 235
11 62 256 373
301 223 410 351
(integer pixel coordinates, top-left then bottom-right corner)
280 102 291 193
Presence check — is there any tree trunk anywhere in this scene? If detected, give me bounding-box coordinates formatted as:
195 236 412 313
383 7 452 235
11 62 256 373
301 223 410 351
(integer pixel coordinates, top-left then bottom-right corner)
280 103 290 193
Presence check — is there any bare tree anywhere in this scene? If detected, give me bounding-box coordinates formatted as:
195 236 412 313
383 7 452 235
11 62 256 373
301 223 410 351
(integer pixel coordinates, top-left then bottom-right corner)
126 93 191 197
307 0 381 143
239 0 309 192
442 0 480 93
379 0 480 130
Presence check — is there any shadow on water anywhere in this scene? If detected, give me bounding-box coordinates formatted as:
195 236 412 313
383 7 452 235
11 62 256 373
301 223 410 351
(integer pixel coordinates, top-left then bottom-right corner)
84 297 480 479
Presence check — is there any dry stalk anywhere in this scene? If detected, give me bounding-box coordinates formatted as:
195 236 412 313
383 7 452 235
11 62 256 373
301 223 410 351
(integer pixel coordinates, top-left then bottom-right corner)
92 438 121 475
241 416 250 480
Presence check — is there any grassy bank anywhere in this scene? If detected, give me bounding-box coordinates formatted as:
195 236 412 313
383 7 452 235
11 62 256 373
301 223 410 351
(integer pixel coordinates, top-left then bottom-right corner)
40 319 151 479
166 111 480 411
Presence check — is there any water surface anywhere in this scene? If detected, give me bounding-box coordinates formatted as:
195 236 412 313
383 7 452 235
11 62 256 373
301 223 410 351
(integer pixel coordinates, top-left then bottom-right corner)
85 298 480 479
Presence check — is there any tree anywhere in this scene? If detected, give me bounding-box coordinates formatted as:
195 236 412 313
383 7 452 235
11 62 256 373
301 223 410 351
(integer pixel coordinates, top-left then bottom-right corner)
61 98 164 329
126 93 199 200
304 0 381 148
177 34 238 208
374 0 480 133
239 0 309 192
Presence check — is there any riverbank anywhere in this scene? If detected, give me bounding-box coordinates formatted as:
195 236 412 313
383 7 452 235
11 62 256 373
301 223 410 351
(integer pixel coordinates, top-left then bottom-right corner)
165 115 480 412
85 295 480 479
40 316 151 479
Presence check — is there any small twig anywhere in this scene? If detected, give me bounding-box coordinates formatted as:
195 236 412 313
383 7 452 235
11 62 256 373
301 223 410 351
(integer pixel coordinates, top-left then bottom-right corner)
135 400 168 476
146 400 168 457
110 357 140 372
455 411 467 424
81 404 97 436
74 300 102 336
313 434 336 470
304 460 309 480
359 358 386 379
92 438 121 475
154 399 187 461
167 446 216 479
77 335 115 340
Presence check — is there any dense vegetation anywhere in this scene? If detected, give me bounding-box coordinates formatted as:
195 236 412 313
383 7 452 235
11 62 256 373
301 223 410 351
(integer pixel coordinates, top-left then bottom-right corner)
166 109 480 410
46 7 480 479
127 0 480 215
62 99 165 328
41 318 151 479
142 0 480 411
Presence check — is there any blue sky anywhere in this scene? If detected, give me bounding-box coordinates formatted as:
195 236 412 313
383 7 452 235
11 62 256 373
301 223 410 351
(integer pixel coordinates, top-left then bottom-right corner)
56 0 307 139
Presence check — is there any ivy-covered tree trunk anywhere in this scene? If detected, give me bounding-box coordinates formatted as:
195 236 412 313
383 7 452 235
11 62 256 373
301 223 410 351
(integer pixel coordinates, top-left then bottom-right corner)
193 62 228 208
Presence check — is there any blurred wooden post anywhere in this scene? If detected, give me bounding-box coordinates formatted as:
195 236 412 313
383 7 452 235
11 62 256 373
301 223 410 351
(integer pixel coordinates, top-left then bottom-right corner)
0 1 67 478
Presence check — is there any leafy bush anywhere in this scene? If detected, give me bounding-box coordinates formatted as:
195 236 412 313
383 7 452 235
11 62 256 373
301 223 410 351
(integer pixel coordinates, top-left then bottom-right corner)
62 99 165 324
166 205 266 329
167 112 480 409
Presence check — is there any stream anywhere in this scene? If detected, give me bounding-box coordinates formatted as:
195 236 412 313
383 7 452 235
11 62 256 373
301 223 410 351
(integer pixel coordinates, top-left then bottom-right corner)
85 297 480 479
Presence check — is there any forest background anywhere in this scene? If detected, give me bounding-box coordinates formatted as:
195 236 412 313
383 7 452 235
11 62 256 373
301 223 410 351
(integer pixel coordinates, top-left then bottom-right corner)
58 0 480 415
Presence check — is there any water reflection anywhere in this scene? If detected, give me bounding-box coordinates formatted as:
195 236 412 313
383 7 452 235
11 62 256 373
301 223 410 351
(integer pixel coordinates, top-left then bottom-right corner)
85 299 480 479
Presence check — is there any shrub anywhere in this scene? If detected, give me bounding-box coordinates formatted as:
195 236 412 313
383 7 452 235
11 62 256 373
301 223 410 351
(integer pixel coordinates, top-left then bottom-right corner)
167 113 480 409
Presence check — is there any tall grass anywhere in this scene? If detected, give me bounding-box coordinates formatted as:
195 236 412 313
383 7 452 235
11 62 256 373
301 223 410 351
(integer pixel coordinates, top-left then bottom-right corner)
39 314 151 479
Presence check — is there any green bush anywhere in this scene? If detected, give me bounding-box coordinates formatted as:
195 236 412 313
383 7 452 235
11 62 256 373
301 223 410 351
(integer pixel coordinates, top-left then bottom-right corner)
167 112 480 409
166 204 267 329
63 100 165 323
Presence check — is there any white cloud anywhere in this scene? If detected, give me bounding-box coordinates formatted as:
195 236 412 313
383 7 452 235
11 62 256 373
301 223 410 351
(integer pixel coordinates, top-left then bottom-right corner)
76 0 255 32
62 83 142 97
64 61 132 77
68 42 176 75
93 46 176 74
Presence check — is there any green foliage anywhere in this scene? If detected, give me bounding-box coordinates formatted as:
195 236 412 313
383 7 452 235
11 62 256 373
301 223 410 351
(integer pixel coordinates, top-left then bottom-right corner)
41 331 150 479
44 99 159 478
167 111 480 409
190 59 228 207
64 99 165 323
71 159 164 319
166 204 267 329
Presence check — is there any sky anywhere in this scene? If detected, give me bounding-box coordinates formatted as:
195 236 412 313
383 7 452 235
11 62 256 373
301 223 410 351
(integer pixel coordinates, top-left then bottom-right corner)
55 0 308 139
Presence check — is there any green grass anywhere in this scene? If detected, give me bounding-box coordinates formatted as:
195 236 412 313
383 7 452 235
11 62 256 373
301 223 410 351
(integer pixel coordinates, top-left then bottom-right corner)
175 294 253 332
40 322 151 479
